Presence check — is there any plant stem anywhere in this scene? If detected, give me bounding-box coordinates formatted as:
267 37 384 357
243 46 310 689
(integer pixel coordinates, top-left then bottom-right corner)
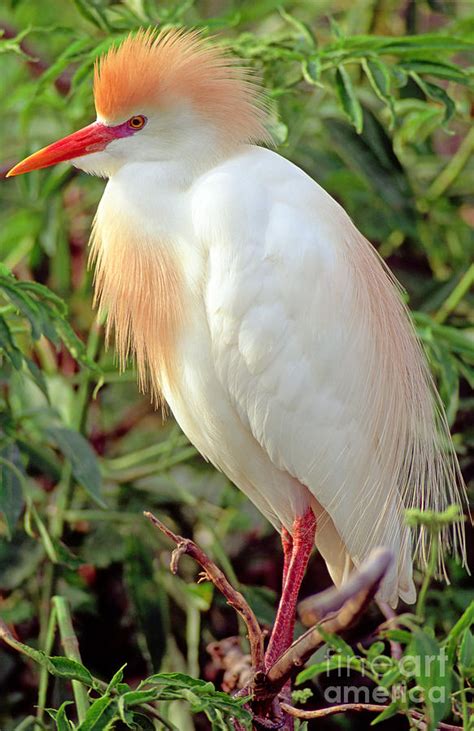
186 604 200 678
105 445 197 482
426 126 474 201
416 533 439 620
434 264 474 324
52 595 89 722
103 431 187 471
36 601 57 723
51 320 102 539
37 320 102 717
13 717 49 731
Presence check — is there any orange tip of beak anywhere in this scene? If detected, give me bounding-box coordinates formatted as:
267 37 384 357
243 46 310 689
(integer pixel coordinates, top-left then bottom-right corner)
6 122 116 177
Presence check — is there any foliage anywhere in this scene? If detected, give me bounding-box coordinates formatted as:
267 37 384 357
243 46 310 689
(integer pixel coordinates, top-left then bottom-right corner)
0 0 473 729
296 509 473 730
1 614 252 730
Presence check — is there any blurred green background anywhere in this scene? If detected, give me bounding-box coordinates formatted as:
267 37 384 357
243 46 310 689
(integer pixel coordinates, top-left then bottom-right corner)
0 1 473 729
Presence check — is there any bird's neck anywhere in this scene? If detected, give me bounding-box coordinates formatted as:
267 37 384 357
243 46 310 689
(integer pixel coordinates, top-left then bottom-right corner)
108 141 248 190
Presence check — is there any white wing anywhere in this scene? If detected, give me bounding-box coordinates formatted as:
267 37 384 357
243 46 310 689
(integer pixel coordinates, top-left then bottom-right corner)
192 146 466 606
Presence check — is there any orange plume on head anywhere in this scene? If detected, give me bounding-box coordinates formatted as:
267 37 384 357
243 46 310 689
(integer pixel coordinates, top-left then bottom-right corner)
93 28 270 145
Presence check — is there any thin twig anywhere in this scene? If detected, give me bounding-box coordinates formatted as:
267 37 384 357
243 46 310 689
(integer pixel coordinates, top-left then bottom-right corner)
36 604 57 722
281 701 391 719
145 511 265 671
280 701 462 729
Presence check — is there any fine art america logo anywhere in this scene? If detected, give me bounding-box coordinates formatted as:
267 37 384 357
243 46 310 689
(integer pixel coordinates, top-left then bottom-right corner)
322 647 449 705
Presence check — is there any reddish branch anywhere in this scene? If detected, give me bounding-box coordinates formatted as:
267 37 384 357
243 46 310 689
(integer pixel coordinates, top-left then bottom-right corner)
144 511 265 671
146 514 460 731
146 511 401 730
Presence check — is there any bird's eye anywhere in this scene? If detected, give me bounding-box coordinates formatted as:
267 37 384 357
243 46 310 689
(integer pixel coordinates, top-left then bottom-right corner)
128 115 146 130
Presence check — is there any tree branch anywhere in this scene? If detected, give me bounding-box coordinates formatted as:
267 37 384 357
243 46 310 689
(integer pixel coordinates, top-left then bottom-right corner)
280 701 463 730
262 548 393 698
144 511 265 672
146 515 396 729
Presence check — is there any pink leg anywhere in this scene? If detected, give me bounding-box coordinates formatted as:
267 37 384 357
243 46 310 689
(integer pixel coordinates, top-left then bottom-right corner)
281 525 293 589
265 508 316 670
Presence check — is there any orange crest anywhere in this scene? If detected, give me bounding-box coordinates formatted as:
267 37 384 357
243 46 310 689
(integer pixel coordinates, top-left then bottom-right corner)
93 27 270 145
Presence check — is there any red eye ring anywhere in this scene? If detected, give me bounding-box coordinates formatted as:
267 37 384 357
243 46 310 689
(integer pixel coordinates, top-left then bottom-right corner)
128 115 146 130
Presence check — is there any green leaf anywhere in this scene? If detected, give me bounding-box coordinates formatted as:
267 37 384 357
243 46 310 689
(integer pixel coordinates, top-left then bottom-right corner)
335 65 363 133
106 664 126 694
54 318 100 373
410 72 456 122
49 656 95 686
459 629 474 676
318 626 355 657
0 279 43 340
445 602 474 661
138 672 251 722
77 696 117 731
46 700 74 731
0 534 44 590
373 33 473 53
52 539 83 569
371 701 400 725
381 629 413 644
362 57 392 101
125 713 156 731
379 665 403 688
366 641 387 659
72 0 111 31
25 358 49 400
46 427 105 508
57 705 73 731
301 57 321 85
400 59 470 84
325 113 415 227
16 280 67 315
409 630 451 726
296 655 350 684
125 537 168 672
279 8 316 48
35 37 92 91
0 445 25 539
0 315 23 369
120 689 159 707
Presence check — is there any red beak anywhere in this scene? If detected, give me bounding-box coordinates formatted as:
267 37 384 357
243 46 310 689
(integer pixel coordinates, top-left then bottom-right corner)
6 122 116 177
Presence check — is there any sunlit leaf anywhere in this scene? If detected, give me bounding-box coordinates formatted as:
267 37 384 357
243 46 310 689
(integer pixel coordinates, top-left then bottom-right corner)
335 65 363 133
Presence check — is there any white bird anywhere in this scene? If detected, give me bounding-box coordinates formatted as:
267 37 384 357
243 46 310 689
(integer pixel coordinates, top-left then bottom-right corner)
7 28 467 669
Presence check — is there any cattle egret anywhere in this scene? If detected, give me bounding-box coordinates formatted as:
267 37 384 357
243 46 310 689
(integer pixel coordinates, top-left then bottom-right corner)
7 28 467 669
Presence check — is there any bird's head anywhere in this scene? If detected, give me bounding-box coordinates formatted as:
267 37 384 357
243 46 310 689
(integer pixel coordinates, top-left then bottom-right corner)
7 28 269 179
